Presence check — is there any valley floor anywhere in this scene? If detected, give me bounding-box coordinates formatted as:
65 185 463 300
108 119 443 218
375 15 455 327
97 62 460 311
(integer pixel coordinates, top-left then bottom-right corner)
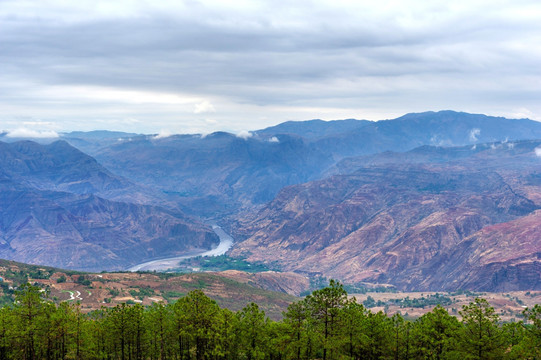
353 290 538 322
127 225 234 271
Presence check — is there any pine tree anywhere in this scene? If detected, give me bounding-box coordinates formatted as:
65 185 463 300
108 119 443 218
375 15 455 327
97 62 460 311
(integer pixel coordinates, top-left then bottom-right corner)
176 289 221 360
411 305 460 360
237 302 268 360
304 279 348 360
458 298 505 360
340 300 367 359
283 298 311 360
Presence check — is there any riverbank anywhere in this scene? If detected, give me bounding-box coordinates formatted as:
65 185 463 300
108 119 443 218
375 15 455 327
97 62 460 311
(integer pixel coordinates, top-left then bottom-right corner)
127 225 234 272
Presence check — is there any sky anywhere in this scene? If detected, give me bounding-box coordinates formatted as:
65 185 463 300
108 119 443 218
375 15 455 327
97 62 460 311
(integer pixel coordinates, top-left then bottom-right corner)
1 0 541 135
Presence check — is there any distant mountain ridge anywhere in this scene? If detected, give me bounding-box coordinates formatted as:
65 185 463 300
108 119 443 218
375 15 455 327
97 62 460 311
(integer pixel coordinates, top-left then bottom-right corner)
64 111 541 217
3 110 541 291
309 111 541 158
255 118 371 139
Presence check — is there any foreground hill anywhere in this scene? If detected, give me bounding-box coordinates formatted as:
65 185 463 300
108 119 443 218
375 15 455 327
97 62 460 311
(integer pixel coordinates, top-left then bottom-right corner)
0 259 299 320
231 140 541 291
0 257 537 322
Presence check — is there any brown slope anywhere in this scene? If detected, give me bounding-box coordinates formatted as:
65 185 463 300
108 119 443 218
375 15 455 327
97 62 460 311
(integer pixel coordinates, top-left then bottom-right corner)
0 261 298 321
213 270 310 296
230 160 539 291
421 210 541 291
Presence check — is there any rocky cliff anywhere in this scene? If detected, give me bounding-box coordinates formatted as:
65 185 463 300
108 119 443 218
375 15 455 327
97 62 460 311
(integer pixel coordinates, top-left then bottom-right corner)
231 140 541 291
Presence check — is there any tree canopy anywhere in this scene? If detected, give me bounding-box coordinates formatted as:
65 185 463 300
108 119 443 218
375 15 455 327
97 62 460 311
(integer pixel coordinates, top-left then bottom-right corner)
0 282 539 359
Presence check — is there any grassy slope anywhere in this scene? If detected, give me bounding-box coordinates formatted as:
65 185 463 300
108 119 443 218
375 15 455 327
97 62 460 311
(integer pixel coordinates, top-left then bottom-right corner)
0 259 296 320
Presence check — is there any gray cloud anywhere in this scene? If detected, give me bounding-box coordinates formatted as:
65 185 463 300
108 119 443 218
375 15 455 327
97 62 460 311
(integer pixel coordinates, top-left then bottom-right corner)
1 0 540 133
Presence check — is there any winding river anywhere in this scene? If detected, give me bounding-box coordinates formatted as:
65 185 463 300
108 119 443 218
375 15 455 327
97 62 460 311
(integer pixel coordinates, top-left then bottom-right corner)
127 225 234 272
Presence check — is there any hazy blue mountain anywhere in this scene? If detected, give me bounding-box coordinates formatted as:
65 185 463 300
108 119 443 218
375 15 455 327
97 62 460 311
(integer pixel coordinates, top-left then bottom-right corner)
61 130 144 154
0 140 129 195
88 132 333 216
0 133 59 145
311 111 541 158
0 140 219 270
326 139 541 176
256 118 371 139
64 130 139 139
0 140 182 207
0 180 218 271
74 111 541 218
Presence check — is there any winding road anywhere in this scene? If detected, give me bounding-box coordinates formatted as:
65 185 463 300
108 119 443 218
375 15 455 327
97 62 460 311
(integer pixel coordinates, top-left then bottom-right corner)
67 290 83 301
127 225 234 272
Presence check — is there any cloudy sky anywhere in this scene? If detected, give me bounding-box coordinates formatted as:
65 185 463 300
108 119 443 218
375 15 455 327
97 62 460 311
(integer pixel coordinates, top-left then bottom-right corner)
1 0 540 135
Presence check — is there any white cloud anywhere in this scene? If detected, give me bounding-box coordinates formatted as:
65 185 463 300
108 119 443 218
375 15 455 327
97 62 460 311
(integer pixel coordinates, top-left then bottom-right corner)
430 135 453 147
153 130 172 139
236 130 253 140
6 128 59 138
194 101 216 114
535 147 541 157
469 128 481 142
121 118 142 124
268 136 279 143
22 121 58 127
509 107 536 120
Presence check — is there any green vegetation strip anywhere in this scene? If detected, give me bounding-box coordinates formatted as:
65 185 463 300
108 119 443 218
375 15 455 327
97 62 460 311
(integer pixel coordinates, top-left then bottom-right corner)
2 281 541 359
173 255 274 273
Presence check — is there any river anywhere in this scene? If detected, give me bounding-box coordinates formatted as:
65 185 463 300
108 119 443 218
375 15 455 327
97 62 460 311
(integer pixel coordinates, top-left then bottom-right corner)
127 225 234 272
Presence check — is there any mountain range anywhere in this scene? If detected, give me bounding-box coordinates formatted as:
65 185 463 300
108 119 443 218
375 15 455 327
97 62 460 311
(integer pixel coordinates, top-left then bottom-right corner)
231 140 541 291
2 110 541 291
61 111 541 217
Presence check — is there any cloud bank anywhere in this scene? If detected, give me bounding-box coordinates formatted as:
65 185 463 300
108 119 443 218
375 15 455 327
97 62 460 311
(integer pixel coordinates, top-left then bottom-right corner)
5 128 59 139
1 0 540 133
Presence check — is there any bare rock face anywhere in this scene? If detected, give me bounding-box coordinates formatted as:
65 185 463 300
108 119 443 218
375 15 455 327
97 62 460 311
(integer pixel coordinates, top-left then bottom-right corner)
422 210 541 291
231 142 541 291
